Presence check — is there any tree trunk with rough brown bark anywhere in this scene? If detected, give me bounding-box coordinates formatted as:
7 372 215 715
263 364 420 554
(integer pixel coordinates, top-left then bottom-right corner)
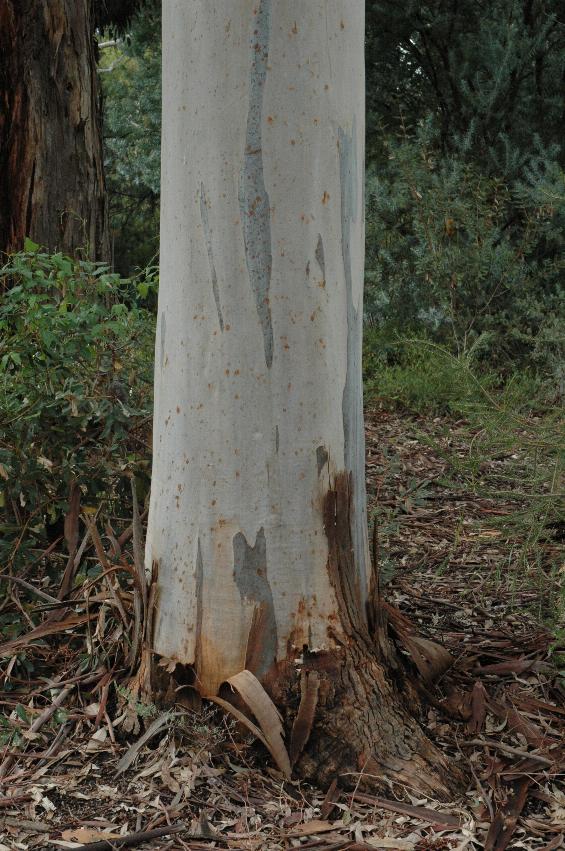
0 0 109 260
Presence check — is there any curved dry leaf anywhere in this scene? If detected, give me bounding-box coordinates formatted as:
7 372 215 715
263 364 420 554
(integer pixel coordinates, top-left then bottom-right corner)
402 635 453 684
223 670 291 778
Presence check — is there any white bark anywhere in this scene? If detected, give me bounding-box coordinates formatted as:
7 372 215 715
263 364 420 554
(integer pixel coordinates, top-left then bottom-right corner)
147 0 367 695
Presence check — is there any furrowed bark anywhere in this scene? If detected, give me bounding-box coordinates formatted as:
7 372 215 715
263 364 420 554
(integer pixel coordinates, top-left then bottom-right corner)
147 0 459 795
0 0 109 260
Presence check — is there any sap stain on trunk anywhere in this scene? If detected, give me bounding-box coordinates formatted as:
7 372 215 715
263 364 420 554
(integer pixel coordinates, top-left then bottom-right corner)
199 182 224 331
233 527 277 679
338 120 368 594
239 0 274 368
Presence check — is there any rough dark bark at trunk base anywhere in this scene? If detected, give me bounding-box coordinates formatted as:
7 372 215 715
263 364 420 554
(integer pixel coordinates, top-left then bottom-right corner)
292 640 459 798
279 472 462 798
0 0 109 260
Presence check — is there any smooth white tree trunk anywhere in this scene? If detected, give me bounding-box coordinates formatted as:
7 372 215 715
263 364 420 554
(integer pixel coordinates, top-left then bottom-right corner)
147 0 368 696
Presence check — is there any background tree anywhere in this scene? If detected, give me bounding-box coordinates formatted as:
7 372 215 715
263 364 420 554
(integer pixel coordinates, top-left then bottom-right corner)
0 1 108 259
101 0 161 274
0 0 145 261
146 0 455 794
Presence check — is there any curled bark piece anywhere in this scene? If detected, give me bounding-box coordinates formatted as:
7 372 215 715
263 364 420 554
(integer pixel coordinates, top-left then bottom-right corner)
290 670 319 766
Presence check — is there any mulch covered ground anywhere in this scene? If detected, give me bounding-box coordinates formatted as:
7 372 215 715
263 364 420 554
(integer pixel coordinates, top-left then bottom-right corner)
0 408 563 850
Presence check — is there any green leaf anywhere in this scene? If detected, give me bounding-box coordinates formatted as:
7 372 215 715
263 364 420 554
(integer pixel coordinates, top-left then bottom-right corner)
15 704 29 724
23 238 40 253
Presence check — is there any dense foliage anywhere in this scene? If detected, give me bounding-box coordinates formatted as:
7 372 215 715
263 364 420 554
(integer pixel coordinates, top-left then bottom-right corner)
0 245 155 576
100 1 161 274
366 0 564 168
365 0 565 378
365 130 564 373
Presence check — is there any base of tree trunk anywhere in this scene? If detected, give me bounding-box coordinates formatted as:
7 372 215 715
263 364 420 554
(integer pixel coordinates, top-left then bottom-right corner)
284 471 461 797
291 641 460 799
150 471 463 798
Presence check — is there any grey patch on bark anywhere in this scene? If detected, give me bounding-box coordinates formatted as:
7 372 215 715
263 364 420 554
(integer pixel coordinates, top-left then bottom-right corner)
233 527 277 678
160 312 166 370
316 445 329 476
239 0 274 368
194 538 204 671
275 425 280 454
306 260 310 278
199 182 224 331
338 120 368 594
315 233 325 278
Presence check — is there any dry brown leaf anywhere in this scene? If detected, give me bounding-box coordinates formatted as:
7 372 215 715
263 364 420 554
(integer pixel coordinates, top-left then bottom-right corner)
0 612 94 656
115 712 172 775
468 680 487 734
223 670 291 779
402 634 454 683
61 828 123 842
288 819 343 836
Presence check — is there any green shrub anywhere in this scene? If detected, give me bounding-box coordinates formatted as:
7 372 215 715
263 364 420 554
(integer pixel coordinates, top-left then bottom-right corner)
364 129 565 378
0 245 155 575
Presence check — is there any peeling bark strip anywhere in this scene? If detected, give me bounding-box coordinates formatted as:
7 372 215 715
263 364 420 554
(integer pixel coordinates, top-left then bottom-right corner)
199 182 224 331
323 471 363 633
338 121 368 593
233 528 277 679
290 670 320 766
239 0 274 368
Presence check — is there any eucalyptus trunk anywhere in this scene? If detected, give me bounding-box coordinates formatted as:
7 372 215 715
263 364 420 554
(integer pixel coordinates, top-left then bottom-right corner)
147 0 454 794
0 0 109 260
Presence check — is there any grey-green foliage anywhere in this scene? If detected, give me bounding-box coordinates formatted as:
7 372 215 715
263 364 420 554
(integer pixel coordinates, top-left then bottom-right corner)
100 1 161 275
365 125 564 374
363 0 565 378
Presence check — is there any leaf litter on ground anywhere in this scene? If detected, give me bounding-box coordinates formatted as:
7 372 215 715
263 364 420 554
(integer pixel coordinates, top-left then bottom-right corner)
0 408 563 849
